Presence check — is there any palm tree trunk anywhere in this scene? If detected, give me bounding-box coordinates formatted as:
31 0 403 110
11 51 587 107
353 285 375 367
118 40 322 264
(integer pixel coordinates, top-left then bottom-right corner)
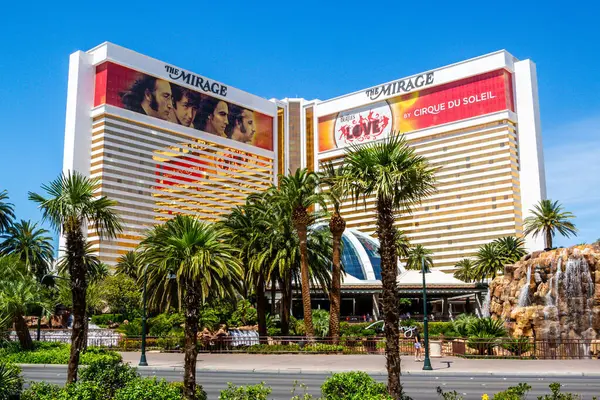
256 276 268 342
297 225 314 339
377 198 403 399
329 226 343 344
13 314 33 350
67 228 87 384
183 284 200 400
279 276 291 336
545 228 552 250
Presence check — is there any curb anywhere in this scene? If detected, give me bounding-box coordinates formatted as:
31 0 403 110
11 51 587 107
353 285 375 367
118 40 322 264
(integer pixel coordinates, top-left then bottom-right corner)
17 364 600 378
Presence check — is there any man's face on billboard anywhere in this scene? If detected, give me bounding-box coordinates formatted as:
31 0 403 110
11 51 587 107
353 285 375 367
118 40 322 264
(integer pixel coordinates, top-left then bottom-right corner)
207 101 229 137
239 109 256 143
174 94 198 127
154 80 173 120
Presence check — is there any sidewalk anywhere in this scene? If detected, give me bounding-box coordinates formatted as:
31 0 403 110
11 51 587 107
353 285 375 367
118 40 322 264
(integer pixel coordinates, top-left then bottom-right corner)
119 352 600 376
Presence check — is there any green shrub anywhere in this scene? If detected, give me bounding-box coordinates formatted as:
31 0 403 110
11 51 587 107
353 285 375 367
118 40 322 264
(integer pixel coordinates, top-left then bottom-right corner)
467 333 498 356
244 344 300 353
167 381 207 400
427 322 458 337
339 322 377 337
537 382 581 400
148 313 184 337
227 300 257 327
219 382 272 400
117 318 143 337
491 382 531 400
63 381 105 400
500 337 533 356
312 309 330 337
304 344 343 353
0 342 121 365
114 377 206 400
321 371 392 400
0 361 23 400
21 382 63 400
79 357 139 399
91 313 125 326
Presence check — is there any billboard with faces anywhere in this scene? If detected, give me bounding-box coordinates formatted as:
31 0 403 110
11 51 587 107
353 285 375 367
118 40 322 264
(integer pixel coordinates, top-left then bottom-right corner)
94 62 274 151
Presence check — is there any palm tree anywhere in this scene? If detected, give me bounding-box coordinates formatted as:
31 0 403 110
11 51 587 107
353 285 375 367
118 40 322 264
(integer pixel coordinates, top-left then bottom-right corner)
0 255 47 350
116 250 143 280
319 161 347 343
523 199 577 250
0 190 15 233
395 231 411 261
139 215 242 400
405 244 433 272
28 172 122 383
276 168 325 339
453 259 475 283
0 220 54 281
344 133 436 398
474 242 504 280
493 236 526 263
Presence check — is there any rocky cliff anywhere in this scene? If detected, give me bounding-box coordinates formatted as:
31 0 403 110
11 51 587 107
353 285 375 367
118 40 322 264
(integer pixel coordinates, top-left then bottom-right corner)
489 244 600 339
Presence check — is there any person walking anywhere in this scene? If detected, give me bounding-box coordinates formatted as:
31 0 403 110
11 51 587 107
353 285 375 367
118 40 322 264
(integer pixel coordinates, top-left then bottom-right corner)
414 330 422 361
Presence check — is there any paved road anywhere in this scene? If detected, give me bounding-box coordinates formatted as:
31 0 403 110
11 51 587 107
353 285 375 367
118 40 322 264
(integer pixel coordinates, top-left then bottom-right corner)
20 366 600 399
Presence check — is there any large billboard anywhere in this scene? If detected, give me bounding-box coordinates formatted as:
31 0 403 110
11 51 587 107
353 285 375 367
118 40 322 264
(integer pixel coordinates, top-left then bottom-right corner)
94 62 274 151
318 70 513 152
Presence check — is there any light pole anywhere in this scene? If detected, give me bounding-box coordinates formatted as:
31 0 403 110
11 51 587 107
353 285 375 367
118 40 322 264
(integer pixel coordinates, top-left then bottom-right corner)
139 265 149 366
37 274 68 341
421 257 432 371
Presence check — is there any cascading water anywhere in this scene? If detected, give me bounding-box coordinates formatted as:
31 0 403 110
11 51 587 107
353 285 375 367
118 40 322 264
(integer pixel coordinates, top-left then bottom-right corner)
517 264 532 307
481 288 491 318
554 257 562 307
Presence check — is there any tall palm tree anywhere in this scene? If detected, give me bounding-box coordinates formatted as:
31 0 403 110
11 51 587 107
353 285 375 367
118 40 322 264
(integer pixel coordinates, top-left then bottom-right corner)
474 242 504 281
319 161 347 343
344 133 436 398
139 215 242 400
116 250 143 280
453 259 475 283
276 168 325 339
493 236 526 263
523 199 577 250
28 172 122 383
0 255 47 350
0 220 54 281
405 244 433 272
0 190 15 233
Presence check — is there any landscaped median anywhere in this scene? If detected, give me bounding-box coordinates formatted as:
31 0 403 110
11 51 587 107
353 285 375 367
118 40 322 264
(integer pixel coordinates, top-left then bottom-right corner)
0 341 121 365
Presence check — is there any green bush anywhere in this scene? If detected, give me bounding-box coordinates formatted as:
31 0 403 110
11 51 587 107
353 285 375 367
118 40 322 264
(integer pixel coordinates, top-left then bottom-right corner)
244 344 300 353
91 313 125 326
219 382 272 400
304 344 343 353
427 322 458 337
21 382 63 400
227 300 257 327
339 322 377 337
491 382 531 400
537 382 581 400
320 371 392 400
0 361 23 400
500 337 533 356
148 313 184 337
312 309 330 337
79 357 139 399
117 318 143 337
114 377 207 400
452 314 478 337
0 342 121 365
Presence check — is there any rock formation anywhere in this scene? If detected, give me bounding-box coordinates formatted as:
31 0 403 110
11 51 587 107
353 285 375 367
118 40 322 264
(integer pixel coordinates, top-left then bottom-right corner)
489 244 600 340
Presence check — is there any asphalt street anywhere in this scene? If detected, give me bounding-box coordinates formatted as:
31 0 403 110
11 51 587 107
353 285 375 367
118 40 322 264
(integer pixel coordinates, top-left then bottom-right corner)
20 366 600 399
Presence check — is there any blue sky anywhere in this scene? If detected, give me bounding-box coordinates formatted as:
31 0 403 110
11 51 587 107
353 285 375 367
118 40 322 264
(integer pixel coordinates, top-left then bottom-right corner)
0 1 598 250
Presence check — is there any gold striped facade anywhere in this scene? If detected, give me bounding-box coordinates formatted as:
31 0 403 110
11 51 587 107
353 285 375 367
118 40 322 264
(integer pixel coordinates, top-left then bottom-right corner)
318 119 522 272
89 113 275 265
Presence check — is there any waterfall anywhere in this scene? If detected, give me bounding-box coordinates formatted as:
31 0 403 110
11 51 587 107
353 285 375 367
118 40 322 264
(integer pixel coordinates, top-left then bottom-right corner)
517 264 532 307
564 257 595 330
554 257 562 307
481 288 491 318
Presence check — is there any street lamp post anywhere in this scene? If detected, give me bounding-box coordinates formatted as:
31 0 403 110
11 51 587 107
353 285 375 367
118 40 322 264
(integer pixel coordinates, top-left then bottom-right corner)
421 257 432 371
139 265 149 366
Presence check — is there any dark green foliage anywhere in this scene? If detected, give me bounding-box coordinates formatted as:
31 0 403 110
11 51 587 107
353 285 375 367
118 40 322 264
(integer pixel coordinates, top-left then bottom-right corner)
500 337 533 356
148 313 184 337
227 299 258 327
312 309 330 337
0 361 23 400
21 382 63 400
91 314 125 326
537 382 582 400
339 322 377 337
219 382 272 400
320 371 394 400
117 318 143 337
79 357 140 399
491 382 531 400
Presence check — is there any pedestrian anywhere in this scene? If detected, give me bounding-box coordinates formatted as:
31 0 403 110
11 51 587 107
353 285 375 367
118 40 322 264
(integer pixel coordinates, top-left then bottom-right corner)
414 330 422 361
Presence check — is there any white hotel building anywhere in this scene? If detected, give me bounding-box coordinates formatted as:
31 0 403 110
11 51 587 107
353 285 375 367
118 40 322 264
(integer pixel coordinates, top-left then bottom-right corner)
63 43 546 280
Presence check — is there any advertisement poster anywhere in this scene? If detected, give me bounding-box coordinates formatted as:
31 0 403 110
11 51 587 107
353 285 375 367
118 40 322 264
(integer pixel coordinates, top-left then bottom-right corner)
94 62 274 151
318 70 514 152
